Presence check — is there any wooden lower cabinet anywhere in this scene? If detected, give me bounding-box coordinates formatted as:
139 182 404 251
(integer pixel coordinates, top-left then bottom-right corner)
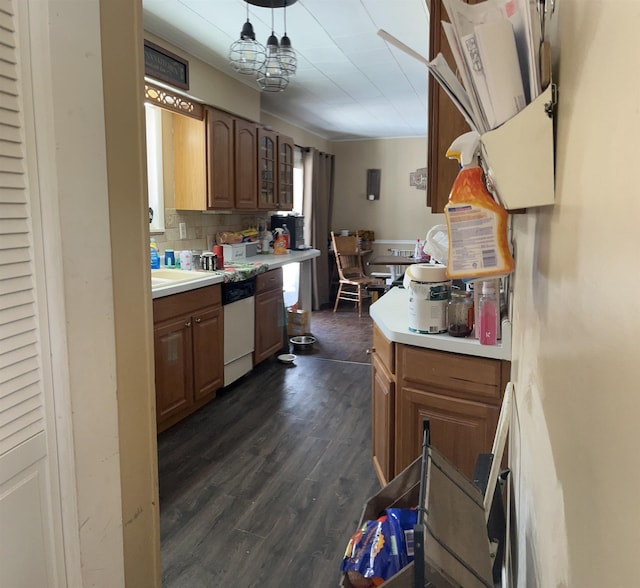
154 285 223 432
254 268 284 365
394 345 510 480
154 314 194 423
370 323 511 483
192 307 224 400
371 352 395 486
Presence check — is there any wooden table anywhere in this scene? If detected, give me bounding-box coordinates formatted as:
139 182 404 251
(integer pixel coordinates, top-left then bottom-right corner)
368 255 419 266
367 255 422 283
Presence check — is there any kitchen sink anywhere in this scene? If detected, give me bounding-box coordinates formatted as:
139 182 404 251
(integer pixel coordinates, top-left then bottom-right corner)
151 268 202 283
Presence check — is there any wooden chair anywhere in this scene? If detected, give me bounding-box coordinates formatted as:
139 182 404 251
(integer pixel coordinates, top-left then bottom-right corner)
330 231 380 317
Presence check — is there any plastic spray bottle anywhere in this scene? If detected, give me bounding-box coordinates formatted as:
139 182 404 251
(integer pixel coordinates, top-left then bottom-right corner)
443 131 514 281
273 228 287 255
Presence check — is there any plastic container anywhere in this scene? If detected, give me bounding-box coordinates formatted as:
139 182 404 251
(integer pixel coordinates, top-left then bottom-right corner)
164 248 175 268
448 291 473 337
478 280 498 345
150 238 160 269
403 264 451 334
179 249 192 271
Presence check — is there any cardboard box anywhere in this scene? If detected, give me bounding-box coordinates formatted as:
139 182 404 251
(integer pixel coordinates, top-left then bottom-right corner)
340 448 493 588
287 324 307 336
287 308 309 326
287 308 309 336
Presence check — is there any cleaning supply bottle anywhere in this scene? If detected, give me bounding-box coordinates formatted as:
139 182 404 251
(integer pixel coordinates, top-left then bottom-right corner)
273 228 287 255
478 280 498 345
443 131 514 281
150 237 160 269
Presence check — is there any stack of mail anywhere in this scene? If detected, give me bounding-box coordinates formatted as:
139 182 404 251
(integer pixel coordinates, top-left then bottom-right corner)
428 0 544 134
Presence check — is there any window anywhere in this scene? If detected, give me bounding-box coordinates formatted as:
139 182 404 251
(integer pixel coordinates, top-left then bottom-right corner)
293 145 304 214
144 103 165 232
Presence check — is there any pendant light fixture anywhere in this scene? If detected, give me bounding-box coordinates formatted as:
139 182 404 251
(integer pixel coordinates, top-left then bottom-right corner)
228 3 266 74
278 0 297 76
256 1 289 92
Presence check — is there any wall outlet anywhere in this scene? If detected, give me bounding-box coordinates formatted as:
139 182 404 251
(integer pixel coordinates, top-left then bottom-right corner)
179 222 187 239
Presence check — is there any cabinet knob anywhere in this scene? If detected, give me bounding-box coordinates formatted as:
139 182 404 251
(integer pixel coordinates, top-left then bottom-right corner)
185 321 191 328
194 318 201 323
366 347 375 355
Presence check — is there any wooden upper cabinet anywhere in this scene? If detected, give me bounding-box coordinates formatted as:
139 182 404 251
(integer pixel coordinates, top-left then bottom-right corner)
277 134 294 211
234 118 258 210
427 0 475 213
258 127 277 210
205 106 234 210
173 113 207 211
171 107 290 212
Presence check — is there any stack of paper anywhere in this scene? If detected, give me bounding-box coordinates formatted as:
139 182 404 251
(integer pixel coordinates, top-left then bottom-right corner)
427 0 543 133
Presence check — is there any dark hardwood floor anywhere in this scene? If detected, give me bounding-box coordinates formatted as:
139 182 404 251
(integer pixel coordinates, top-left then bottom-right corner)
158 307 379 587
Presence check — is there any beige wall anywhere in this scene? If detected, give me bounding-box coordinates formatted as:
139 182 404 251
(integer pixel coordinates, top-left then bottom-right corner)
332 138 444 260
508 1 640 585
48 0 129 584
102 1 161 586
144 31 260 122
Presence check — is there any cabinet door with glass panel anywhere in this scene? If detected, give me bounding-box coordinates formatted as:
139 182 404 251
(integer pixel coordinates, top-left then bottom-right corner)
278 134 294 211
258 127 277 210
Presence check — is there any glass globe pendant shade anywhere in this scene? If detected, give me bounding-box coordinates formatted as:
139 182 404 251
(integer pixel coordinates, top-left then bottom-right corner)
256 34 289 92
278 34 297 75
229 19 266 74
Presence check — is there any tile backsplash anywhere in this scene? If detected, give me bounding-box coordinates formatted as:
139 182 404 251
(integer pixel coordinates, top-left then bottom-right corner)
151 209 271 255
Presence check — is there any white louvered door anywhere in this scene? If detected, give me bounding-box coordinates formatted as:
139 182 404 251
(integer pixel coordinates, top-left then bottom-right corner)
0 0 67 585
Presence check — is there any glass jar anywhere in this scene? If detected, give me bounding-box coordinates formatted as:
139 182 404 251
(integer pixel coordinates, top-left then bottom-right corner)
448 291 473 337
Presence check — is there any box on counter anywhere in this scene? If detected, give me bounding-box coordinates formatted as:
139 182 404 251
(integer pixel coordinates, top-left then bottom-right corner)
222 241 259 261
286 307 309 335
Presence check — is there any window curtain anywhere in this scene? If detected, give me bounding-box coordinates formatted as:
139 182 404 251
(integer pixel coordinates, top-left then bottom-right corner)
302 148 335 310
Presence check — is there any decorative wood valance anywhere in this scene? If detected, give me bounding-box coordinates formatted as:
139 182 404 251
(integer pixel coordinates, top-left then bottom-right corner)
144 82 203 120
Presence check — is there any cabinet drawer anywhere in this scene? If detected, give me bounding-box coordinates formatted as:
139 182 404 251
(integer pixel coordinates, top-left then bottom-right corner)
399 345 505 403
373 324 395 376
256 267 283 294
153 284 221 323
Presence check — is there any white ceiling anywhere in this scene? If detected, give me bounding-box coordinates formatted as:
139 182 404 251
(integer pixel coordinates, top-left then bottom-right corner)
142 0 430 141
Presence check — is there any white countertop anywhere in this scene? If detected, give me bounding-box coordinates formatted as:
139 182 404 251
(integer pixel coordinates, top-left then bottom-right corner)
245 248 320 269
369 286 512 360
151 248 320 299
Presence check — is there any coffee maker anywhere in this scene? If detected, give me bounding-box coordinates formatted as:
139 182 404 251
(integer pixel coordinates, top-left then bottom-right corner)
271 215 305 250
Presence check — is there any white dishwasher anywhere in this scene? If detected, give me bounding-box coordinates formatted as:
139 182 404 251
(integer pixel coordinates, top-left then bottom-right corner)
222 278 256 386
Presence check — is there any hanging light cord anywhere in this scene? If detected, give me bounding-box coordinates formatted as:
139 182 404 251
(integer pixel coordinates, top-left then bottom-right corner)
271 2 276 39
283 1 288 36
